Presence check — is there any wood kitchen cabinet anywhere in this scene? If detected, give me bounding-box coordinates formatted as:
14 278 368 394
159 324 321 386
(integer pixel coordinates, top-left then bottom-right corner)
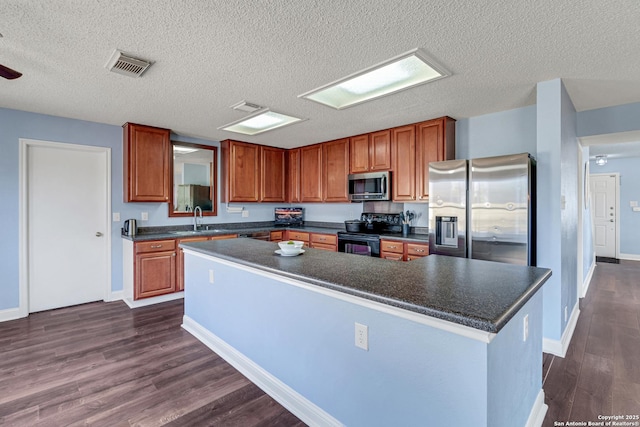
286 230 310 247
322 138 350 202
381 239 429 261
221 140 286 203
415 117 456 201
350 130 391 173
310 232 337 251
135 240 176 299
221 140 261 202
391 117 455 202
286 148 301 203
270 230 284 242
391 125 417 202
300 144 323 202
123 122 171 202
261 146 286 202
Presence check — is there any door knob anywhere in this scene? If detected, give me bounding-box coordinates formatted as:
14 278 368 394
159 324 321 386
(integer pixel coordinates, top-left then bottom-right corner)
96 232 103 237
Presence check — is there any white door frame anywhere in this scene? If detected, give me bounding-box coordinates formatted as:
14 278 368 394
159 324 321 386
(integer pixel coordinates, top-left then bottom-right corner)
577 146 584 299
590 172 620 260
18 138 112 317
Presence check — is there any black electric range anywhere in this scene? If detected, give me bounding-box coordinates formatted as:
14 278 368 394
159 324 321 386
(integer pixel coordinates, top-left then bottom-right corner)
337 213 402 257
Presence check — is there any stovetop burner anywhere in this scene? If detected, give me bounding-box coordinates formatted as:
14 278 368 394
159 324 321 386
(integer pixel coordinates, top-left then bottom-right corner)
341 212 403 235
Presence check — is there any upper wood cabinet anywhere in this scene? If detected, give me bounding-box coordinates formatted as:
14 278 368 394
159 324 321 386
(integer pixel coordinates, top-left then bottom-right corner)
286 148 301 203
415 117 456 201
221 140 260 202
260 146 286 202
322 138 350 202
391 117 455 202
123 123 171 202
349 130 391 173
221 140 286 203
300 144 323 202
391 125 417 202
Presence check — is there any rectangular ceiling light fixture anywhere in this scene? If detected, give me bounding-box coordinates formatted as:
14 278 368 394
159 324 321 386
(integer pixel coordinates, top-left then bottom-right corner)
219 109 305 136
299 48 449 110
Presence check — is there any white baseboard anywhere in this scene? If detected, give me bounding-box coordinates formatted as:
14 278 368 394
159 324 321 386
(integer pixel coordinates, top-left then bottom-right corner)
525 389 548 427
182 315 343 427
123 292 184 309
619 253 640 261
581 257 596 298
0 307 27 322
106 290 124 302
543 302 580 357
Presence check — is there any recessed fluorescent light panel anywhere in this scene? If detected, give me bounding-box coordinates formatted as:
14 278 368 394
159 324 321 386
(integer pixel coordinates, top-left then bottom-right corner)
219 109 304 136
299 49 449 110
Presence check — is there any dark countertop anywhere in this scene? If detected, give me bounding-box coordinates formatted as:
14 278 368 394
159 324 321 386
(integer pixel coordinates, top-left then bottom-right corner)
121 223 429 243
180 238 551 334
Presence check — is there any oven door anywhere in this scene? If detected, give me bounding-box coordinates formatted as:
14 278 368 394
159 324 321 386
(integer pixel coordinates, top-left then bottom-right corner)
337 234 380 257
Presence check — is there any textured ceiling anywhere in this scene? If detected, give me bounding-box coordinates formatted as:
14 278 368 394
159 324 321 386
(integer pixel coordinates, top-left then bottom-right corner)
1 0 640 150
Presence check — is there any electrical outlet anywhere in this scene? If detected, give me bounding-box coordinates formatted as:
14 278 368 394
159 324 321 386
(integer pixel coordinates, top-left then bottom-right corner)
141 212 149 221
523 314 529 342
209 269 214 284
355 323 368 351
242 210 249 218
112 212 120 222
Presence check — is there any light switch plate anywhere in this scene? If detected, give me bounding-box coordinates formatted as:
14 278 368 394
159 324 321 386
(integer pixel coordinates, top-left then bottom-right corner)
141 212 149 221
630 201 638 207
633 207 640 212
112 212 120 222
242 210 249 218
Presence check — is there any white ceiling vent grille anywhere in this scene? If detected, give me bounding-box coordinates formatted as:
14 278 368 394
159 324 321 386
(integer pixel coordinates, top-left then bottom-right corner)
105 50 152 78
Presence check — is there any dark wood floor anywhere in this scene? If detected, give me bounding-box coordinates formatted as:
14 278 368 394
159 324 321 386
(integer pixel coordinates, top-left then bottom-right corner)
0 299 305 426
542 260 640 425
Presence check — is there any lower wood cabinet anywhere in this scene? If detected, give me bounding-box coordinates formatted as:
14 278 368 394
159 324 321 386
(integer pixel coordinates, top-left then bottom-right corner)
270 230 284 242
286 230 310 247
135 240 177 299
309 232 337 251
380 239 429 261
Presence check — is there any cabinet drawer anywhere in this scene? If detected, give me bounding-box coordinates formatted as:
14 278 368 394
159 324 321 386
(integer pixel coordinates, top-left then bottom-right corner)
310 233 337 245
406 243 429 256
209 234 238 240
311 242 336 252
135 240 176 253
287 231 310 242
270 231 284 242
380 240 403 254
381 251 403 261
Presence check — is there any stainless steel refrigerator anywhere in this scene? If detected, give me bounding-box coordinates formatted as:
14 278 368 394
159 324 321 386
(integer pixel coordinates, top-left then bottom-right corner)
428 153 536 266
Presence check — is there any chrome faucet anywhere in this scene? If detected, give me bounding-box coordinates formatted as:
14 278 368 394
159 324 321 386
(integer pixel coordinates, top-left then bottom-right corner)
193 206 202 231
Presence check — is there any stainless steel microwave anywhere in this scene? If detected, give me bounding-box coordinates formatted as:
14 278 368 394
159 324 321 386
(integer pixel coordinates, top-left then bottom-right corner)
348 171 390 202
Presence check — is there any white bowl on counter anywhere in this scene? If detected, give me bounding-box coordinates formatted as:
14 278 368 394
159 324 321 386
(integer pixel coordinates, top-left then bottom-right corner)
278 241 304 254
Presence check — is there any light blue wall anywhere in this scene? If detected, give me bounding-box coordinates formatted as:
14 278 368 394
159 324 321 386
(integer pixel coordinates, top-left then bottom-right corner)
581 146 596 281
536 79 579 341
577 102 640 137
589 157 640 257
455 105 537 160
0 107 359 311
184 252 543 426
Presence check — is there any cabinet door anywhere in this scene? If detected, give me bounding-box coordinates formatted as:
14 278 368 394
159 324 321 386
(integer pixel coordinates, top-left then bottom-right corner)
270 230 284 242
391 125 416 201
177 237 208 291
300 144 323 202
369 130 391 171
323 138 350 202
261 146 286 202
135 250 176 299
349 134 370 173
405 242 429 261
415 117 455 201
123 123 171 202
222 140 261 202
286 148 301 203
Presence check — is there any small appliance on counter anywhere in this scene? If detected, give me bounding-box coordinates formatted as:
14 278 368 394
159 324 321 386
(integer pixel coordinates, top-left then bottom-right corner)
123 218 137 236
274 207 304 227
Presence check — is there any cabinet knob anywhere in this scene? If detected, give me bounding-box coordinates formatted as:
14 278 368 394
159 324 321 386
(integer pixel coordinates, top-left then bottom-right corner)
415 249 425 253
151 244 162 248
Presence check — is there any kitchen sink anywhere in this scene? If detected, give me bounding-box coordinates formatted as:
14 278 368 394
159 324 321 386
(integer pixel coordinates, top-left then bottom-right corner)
169 229 225 236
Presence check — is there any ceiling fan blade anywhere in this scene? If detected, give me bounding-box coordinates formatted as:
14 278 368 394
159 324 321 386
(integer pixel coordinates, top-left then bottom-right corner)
0 64 22 80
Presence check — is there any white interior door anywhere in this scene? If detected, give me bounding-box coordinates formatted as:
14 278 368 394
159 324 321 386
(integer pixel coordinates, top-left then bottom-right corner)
26 141 109 312
590 174 617 259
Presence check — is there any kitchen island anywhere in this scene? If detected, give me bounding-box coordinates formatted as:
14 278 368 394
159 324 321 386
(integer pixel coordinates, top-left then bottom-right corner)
180 238 551 427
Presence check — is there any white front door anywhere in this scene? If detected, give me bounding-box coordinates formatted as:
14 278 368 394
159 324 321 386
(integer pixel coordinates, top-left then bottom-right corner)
24 140 110 312
590 174 617 259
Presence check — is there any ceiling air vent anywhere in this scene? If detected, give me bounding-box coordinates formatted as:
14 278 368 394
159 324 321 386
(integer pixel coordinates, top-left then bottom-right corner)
105 50 152 78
